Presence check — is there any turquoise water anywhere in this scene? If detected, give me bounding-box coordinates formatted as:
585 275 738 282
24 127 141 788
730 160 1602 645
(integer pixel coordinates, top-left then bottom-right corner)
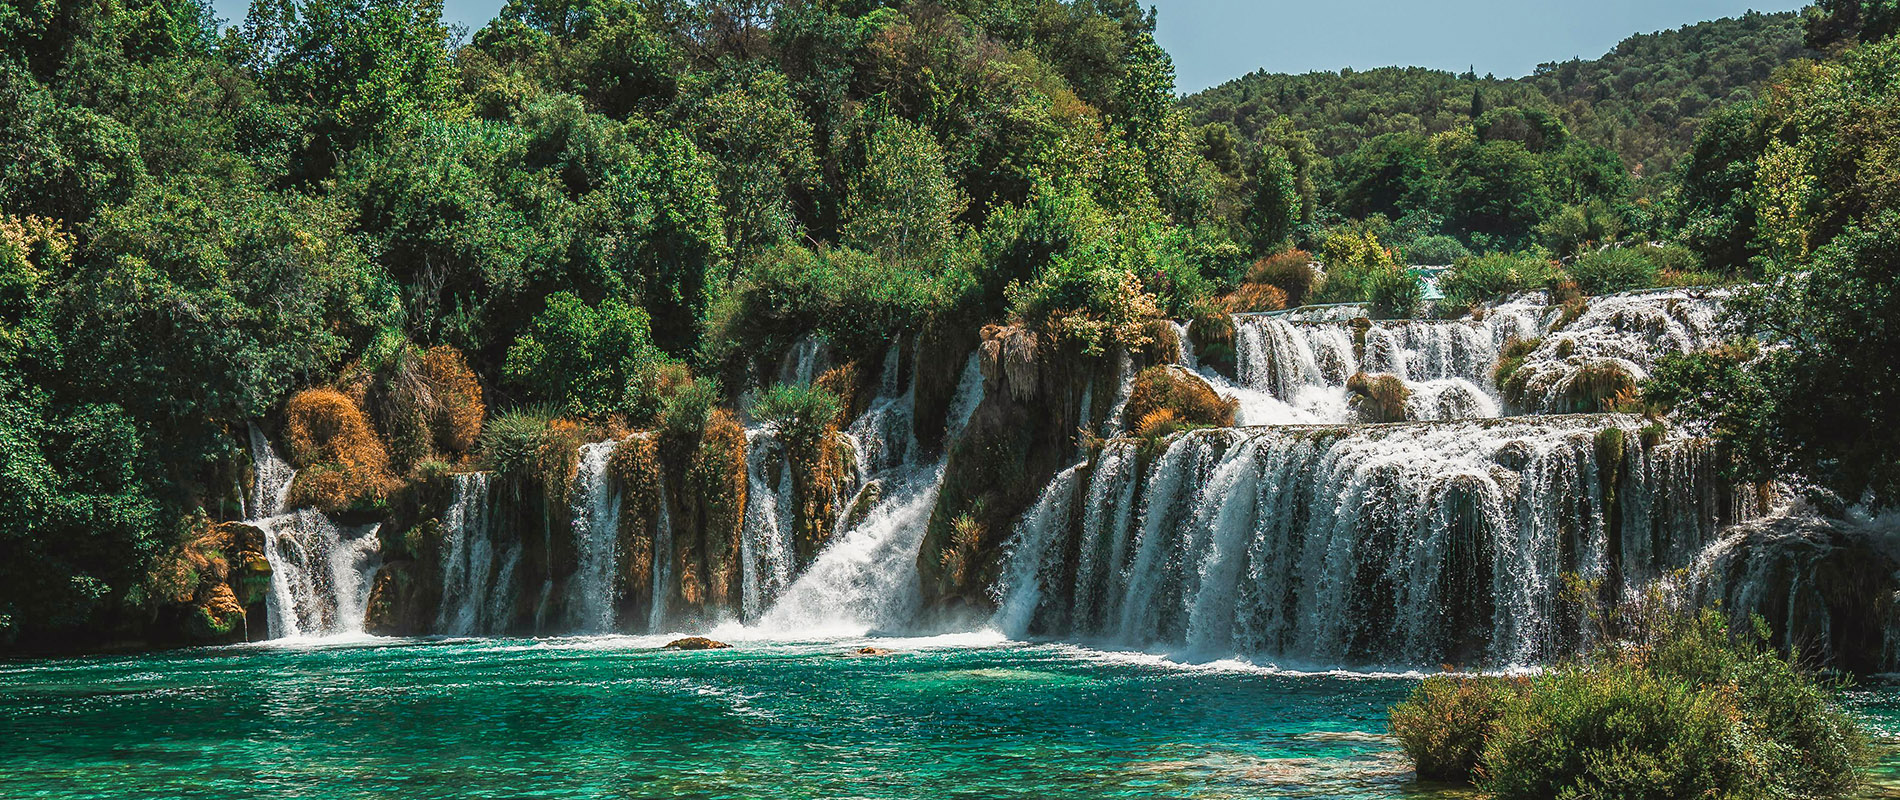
3 634 1898 799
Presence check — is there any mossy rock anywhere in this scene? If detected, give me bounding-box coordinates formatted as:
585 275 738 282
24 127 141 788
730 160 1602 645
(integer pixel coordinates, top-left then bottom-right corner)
665 637 731 651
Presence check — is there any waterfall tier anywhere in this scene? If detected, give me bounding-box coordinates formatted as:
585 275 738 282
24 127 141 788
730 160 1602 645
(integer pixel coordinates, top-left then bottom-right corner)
995 415 1754 668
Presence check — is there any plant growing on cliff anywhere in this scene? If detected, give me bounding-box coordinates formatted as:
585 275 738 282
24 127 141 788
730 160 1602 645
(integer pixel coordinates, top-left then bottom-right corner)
750 384 844 446
1120 366 1237 432
283 388 397 513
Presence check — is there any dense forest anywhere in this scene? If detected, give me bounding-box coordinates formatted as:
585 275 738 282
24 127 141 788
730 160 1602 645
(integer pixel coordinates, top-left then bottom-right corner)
1 0 1897 655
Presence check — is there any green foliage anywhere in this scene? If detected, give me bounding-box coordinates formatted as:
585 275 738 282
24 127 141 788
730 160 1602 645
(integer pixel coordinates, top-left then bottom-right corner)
1366 268 1423 319
503 292 676 421
750 383 842 446
1184 11 1813 177
1400 234 1471 265
1388 675 1524 782
1568 247 1662 294
1724 213 1900 507
1392 602 1869 797
1480 607 1867 799
841 114 966 260
1312 226 1398 303
1439 252 1560 308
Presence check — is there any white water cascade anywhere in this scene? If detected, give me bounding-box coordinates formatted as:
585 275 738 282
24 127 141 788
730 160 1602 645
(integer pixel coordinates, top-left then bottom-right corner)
1507 290 1728 412
994 416 1750 667
567 441 623 633
436 472 519 636
739 430 798 621
247 426 382 639
751 353 987 636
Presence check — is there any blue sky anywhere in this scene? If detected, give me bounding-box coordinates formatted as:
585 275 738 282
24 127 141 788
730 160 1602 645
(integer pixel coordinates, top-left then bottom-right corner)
209 0 1807 93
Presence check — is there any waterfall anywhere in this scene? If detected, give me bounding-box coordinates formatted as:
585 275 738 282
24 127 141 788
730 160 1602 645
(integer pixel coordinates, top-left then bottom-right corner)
649 467 674 632
247 425 381 639
992 464 1085 636
436 472 519 636
259 511 382 639
998 417 1744 667
751 352 987 636
247 425 295 519
740 430 797 621
567 441 622 633
1510 290 1727 411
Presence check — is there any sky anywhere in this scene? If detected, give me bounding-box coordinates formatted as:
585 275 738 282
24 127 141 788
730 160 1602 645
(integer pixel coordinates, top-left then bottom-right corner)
208 0 1808 93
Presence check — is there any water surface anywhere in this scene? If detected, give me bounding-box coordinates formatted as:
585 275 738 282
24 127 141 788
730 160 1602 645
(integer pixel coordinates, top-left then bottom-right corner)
3 635 1895 799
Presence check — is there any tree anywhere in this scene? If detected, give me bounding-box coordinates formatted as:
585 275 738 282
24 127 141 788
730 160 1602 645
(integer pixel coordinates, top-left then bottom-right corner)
841 115 965 261
503 291 675 419
239 0 461 180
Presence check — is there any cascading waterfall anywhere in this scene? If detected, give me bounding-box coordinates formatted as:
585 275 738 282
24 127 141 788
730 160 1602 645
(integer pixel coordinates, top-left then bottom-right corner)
992 465 1085 636
740 430 798 621
567 441 622 633
436 472 519 636
752 353 987 636
649 466 675 632
994 416 1748 667
1509 290 1727 411
261 511 382 639
247 425 381 639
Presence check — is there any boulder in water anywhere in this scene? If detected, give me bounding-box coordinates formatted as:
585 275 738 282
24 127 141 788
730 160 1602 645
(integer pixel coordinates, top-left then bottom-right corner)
846 646 893 657
664 637 731 651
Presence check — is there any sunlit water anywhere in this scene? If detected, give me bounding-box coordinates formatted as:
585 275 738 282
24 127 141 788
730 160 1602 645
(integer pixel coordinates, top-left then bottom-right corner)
4 635 1899 799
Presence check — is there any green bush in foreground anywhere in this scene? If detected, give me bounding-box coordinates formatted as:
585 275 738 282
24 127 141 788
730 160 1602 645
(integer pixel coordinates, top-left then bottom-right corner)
1391 605 1869 797
1389 675 1523 781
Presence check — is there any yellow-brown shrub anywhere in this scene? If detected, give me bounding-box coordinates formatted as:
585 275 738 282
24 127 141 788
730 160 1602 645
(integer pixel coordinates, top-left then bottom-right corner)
284 388 396 512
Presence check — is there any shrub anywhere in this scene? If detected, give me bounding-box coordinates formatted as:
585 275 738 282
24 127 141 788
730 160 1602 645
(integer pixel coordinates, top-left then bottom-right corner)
1555 362 1638 413
478 407 582 495
1313 228 1399 304
1439 252 1560 309
504 292 679 420
658 377 722 443
283 389 395 513
1244 248 1319 306
750 383 845 446
1477 608 1869 800
1120 366 1237 432
1569 247 1662 295
1216 280 1287 313
1367 267 1423 319
1006 249 1165 357
1389 675 1525 782
1493 337 1540 393
1347 372 1410 422
1402 235 1473 265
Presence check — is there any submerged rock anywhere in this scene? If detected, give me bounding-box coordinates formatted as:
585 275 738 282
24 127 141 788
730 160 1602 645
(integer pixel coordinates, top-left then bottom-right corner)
845 646 893 657
664 637 731 651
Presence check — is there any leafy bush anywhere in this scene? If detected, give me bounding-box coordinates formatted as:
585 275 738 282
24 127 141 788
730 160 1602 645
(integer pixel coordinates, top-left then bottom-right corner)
1244 248 1319 306
477 407 581 493
1569 247 1662 294
1439 252 1562 308
1389 675 1525 782
1120 366 1237 432
1006 256 1163 357
1313 226 1399 303
1367 267 1423 319
750 383 844 445
283 389 395 513
504 292 679 421
1477 608 1868 800
1401 235 1473 265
